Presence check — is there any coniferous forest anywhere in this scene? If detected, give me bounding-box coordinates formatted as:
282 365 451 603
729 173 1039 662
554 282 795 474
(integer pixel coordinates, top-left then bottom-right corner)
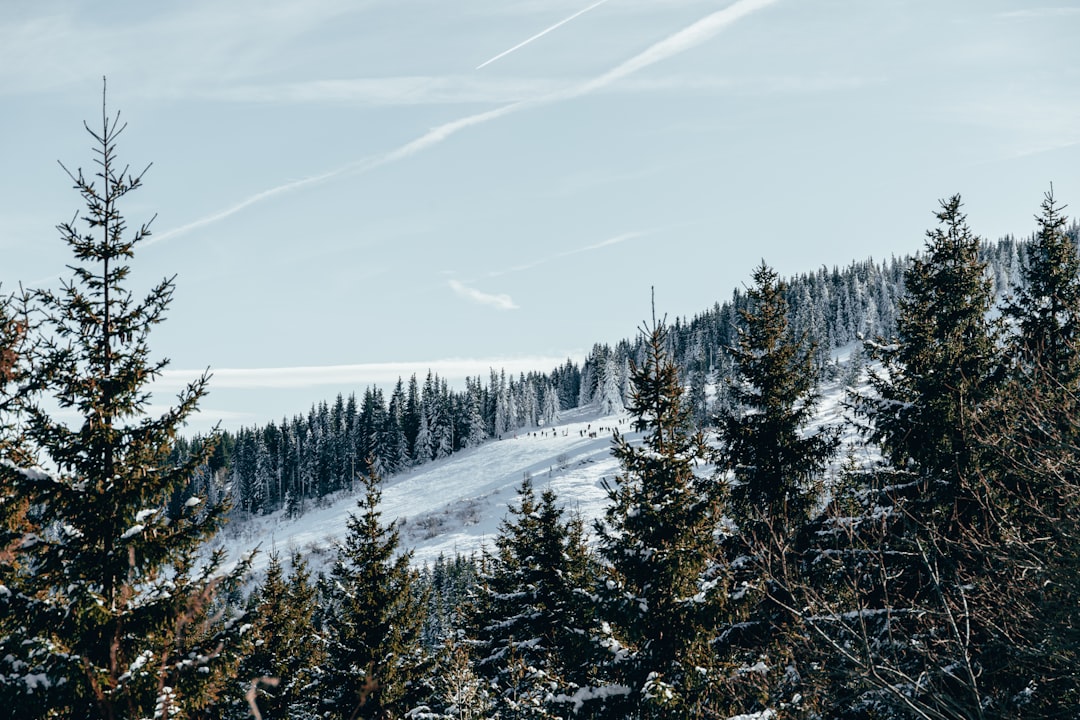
3 99 1080 720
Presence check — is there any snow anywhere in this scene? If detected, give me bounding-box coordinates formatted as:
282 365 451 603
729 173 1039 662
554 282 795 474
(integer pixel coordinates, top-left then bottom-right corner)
212 360 869 578
211 406 640 574
135 508 157 523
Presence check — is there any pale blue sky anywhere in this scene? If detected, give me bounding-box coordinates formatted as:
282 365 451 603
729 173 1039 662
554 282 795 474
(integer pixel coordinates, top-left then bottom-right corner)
2 0 1078 431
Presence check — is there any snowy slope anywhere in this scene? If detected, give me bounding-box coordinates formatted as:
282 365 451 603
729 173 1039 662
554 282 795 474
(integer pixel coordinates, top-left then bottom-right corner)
210 370 864 575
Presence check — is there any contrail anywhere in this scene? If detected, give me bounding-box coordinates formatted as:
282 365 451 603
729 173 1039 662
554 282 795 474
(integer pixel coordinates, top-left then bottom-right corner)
146 165 354 246
476 0 612 70
575 0 781 96
152 0 779 246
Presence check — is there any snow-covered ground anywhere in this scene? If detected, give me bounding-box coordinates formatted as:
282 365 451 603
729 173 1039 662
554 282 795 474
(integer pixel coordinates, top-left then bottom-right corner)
210 367 870 576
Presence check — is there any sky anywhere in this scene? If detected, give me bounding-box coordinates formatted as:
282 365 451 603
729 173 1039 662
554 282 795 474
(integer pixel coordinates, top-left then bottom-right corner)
2 0 1078 433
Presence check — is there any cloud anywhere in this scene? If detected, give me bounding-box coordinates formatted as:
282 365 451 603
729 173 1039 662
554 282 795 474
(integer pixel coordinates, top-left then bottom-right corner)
152 0 780 245
486 230 647 278
476 0 612 70
448 279 519 310
153 355 572 391
996 7 1080 19
206 76 563 106
573 0 781 97
147 166 353 245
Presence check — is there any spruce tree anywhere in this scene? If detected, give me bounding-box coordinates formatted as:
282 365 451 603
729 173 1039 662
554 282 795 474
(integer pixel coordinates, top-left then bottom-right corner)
719 261 840 531
855 194 998 485
714 261 839 718
235 552 324 720
1003 187 1080 389
320 471 430 720
0 85 246 719
964 190 1080 716
471 477 595 717
588 319 730 719
825 196 1004 719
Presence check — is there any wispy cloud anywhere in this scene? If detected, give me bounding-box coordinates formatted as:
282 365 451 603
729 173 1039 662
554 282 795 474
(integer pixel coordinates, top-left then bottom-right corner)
487 230 647 278
476 0 612 70
996 7 1080 19
573 0 781 97
152 0 780 245
153 355 572 391
448 279 519 310
148 167 352 246
208 76 563 106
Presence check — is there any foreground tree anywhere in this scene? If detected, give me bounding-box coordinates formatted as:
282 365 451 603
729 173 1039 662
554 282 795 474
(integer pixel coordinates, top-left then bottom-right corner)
471 477 595 717
587 319 730 719
719 261 840 532
319 471 431 719
234 552 325 720
715 262 839 718
0 86 246 718
855 194 999 486
1003 187 1080 387
790 197 1010 720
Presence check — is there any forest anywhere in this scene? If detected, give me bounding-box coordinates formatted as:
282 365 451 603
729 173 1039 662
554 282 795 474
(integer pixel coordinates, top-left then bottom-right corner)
2 103 1079 720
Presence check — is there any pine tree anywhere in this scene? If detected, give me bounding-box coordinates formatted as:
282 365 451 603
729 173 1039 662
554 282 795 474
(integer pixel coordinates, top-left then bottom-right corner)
1003 187 1080 389
855 195 999 486
0 85 247 719
588 320 730 719
720 261 840 531
471 478 595 717
817 197 1004 719
236 552 325 720
713 262 839 717
960 190 1080 716
320 471 430 720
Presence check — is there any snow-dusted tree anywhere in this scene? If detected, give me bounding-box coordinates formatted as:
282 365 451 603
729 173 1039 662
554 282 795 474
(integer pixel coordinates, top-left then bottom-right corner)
1003 187 1080 388
539 382 559 427
854 195 999 486
463 378 487 448
433 377 454 459
527 375 541 428
471 478 595 717
386 379 412 471
719 261 839 531
414 409 434 466
596 353 625 415
587 320 730 719
320 471 431 720
713 262 839 717
0 87 248 719
234 552 324 720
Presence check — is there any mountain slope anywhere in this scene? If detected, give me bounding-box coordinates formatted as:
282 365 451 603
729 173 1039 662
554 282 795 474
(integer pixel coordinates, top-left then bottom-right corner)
211 365 861 574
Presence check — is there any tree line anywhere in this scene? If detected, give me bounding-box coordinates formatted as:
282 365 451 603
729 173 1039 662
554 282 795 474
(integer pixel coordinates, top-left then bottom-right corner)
196 233 1042 523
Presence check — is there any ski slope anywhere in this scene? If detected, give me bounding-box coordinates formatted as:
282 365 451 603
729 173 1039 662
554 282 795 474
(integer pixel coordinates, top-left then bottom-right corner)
210 370 863 575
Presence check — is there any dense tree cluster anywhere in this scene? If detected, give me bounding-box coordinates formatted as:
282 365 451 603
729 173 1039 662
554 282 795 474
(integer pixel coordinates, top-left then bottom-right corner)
204 240 1032 520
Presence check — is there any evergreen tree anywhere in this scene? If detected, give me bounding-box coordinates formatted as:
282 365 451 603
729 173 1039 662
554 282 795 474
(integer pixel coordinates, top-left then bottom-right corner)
855 195 999 485
588 320 730 719
814 197 1004 719
596 353 625 415
463 379 487 448
720 261 840 530
0 87 247 719
320 471 430 720
714 262 839 717
471 478 595 717
1003 187 1080 388
236 552 324 720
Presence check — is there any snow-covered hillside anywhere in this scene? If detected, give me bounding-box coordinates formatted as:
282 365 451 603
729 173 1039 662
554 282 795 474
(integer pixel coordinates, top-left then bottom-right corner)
210 370 862 575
